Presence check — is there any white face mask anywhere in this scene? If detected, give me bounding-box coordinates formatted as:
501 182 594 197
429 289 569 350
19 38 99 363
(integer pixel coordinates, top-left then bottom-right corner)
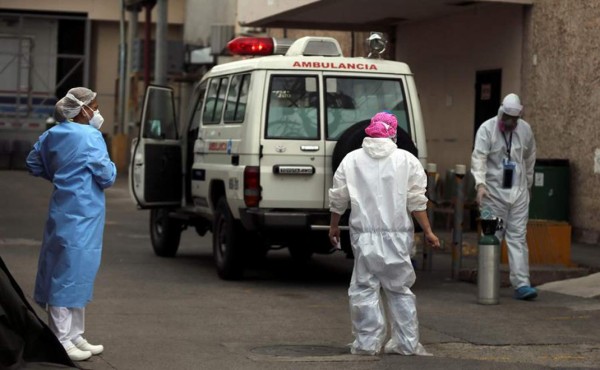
86 107 104 130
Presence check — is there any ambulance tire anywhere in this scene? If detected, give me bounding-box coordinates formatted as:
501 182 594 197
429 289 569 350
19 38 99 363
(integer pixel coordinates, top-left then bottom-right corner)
150 208 182 257
213 198 245 280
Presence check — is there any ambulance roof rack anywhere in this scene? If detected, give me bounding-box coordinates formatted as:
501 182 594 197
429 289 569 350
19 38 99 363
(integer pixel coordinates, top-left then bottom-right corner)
285 36 343 57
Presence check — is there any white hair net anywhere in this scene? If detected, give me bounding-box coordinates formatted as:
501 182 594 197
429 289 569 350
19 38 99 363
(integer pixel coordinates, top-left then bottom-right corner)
60 87 97 119
53 97 67 122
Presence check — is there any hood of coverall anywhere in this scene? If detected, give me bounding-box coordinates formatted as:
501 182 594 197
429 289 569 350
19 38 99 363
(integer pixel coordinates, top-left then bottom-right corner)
362 137 398 159
496 93 523 121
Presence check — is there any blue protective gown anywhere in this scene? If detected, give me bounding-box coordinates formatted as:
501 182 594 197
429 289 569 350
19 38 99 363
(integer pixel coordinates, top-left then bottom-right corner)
26 122 116 308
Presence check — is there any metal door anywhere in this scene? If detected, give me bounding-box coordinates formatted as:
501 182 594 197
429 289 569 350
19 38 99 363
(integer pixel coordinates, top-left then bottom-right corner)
130 85 182 208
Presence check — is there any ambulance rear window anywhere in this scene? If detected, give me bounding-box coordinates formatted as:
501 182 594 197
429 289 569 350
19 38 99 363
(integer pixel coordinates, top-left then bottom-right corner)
325 77 410 140
265 75 319 140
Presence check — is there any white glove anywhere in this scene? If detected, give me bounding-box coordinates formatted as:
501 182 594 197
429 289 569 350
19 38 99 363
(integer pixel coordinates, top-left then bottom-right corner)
476 185 488 204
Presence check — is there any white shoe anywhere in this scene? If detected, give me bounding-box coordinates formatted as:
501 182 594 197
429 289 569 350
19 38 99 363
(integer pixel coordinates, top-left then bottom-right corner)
75 338 104 355
66 346 92 361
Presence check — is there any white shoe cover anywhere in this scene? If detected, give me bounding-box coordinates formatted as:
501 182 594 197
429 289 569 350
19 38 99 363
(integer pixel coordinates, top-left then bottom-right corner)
384 342 432 356
75 338 104 355
66 346 92 361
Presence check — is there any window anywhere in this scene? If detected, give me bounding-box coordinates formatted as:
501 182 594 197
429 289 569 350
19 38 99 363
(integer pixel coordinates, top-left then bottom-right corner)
202 76 229 124
324 77 410 140
188 80 207 140
143 88 178 140
224 74 250 123
266 75 319 139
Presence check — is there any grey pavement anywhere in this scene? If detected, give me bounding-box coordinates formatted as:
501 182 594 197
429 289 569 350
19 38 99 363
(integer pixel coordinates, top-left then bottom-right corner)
1 170 600 369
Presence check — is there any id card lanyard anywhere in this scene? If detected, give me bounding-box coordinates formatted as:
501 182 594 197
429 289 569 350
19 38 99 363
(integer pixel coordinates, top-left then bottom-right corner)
502 131 513 161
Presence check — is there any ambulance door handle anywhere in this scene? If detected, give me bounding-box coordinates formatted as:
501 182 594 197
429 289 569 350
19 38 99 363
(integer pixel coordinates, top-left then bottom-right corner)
301 145 319 152
134 153 143 167
231 155 239 166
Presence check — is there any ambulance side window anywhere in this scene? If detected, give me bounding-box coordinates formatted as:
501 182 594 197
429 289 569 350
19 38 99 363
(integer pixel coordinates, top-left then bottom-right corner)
224 74 250 123
202 76 230 125
266 75 319 140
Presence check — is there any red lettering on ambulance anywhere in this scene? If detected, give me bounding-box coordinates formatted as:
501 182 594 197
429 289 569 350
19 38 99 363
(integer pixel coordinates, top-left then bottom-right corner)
291 61 378 70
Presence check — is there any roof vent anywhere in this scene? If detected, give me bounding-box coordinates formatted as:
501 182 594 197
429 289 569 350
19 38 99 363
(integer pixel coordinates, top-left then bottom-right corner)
285 37 343 57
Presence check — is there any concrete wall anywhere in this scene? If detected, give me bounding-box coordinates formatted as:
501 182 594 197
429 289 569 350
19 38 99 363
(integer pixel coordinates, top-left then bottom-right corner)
237 0 317 27
522 0 600 241
0 0 185 23
394 3 524 176
184 0 236 46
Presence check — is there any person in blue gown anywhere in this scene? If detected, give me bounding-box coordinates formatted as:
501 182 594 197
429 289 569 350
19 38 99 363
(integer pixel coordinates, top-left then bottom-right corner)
26 87 116 362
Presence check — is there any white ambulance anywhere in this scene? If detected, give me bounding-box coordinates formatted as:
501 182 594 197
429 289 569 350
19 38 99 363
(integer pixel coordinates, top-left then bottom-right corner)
129 35 428 279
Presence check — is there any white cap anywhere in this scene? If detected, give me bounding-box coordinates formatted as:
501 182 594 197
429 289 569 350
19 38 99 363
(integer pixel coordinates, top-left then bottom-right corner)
501 93 523 116
455 164 467 175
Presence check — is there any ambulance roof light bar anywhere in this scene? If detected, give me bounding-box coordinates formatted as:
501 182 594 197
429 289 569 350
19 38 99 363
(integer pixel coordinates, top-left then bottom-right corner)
227 36 342 57
227 37 293 56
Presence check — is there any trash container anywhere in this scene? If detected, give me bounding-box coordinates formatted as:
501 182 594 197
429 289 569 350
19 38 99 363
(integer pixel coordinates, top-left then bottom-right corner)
529 159 569 221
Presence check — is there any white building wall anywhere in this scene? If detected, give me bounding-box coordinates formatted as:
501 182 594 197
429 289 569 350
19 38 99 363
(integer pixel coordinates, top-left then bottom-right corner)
395 4 524 175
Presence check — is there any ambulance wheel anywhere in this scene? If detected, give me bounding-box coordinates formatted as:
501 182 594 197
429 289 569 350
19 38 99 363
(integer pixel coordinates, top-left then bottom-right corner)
150 208 182 257
213 198 245 280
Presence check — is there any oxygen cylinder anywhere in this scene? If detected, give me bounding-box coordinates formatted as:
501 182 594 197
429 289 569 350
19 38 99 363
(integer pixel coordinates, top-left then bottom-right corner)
478 214 501 305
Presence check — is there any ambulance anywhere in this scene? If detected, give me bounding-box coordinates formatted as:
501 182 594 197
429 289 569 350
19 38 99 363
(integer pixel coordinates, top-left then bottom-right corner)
129 35 428 279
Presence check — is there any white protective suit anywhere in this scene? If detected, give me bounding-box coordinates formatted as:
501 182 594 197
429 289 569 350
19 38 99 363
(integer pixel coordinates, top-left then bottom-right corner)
329 137 429 355
471 95 536 289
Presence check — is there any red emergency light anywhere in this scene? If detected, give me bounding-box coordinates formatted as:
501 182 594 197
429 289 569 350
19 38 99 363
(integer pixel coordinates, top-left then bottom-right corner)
227 37 274 56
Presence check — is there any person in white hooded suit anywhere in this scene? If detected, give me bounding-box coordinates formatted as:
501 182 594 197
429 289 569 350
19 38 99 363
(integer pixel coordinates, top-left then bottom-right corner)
471 93 537 300
329 111 440 356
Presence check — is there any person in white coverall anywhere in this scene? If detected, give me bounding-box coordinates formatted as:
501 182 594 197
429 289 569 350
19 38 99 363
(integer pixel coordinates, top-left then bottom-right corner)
329 111 440 356
471 93 538 300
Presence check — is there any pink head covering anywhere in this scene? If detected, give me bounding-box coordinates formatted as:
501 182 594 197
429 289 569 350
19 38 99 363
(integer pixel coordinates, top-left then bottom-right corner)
365 111 398 138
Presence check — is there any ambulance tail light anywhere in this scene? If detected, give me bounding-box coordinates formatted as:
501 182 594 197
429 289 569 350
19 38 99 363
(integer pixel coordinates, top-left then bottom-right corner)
227 37 274 56
244 166 261 207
